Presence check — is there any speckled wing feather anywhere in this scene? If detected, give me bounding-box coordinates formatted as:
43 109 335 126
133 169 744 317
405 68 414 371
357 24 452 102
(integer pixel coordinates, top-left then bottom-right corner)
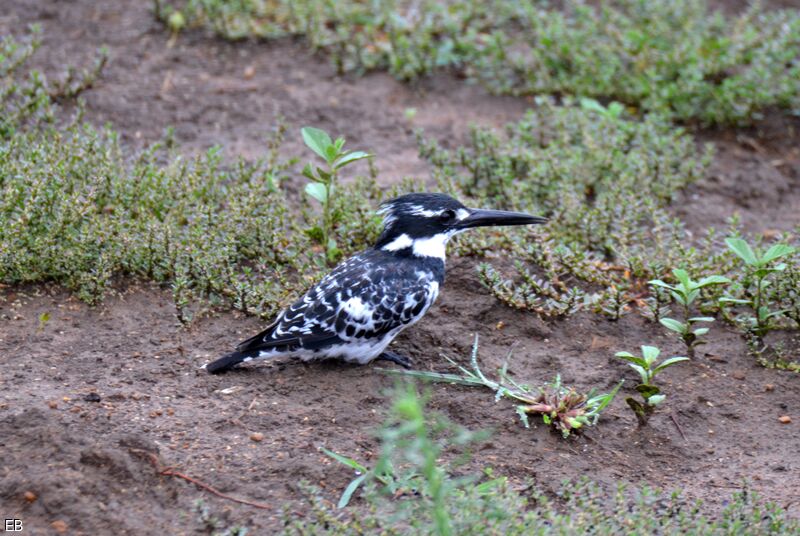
234 249 438 357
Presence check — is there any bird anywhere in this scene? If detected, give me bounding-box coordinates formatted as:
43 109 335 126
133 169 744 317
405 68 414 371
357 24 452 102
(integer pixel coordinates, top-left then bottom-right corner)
205 193 546 373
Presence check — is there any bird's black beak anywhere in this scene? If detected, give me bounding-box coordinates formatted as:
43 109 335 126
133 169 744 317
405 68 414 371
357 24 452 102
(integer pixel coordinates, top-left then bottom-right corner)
455 208 548 229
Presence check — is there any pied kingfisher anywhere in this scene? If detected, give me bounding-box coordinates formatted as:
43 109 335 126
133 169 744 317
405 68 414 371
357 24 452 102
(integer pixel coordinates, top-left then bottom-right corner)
206 193 546 373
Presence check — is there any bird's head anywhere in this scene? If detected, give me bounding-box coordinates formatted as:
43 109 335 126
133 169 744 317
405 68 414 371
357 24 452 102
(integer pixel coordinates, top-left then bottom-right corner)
374 193 547 260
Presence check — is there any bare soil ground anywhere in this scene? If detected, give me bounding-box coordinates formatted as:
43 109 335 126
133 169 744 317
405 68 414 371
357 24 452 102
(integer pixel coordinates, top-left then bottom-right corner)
1 1 799 534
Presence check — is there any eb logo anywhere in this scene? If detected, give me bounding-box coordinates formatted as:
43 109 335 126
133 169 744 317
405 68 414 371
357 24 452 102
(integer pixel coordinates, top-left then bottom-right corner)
4 519 23 532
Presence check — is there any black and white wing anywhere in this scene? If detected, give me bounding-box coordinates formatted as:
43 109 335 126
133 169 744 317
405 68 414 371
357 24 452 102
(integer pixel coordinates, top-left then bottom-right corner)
233 249 439 359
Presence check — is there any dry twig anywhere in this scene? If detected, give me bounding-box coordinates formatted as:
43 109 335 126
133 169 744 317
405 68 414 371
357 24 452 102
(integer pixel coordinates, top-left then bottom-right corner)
130 448 272 510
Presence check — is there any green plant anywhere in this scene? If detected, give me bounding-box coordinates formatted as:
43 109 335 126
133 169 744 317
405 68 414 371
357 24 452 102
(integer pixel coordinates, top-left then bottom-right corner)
425 98 712 320
615 345 688 426
321 383 489 535
156 1 800 125
721 237 796 339
475 0 800 125
385 336 620 438
0 40 388 320
648 268 729 358
300 126 371 263
288 468 799 534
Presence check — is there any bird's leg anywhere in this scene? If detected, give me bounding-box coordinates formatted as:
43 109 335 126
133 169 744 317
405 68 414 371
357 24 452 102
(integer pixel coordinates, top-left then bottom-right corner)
377 351 413 369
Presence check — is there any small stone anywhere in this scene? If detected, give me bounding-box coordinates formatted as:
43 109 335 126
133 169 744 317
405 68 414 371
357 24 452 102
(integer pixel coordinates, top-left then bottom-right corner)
250 432 264 442
243 65 255 79
84 392 101 403
732 370 746 380
778 415 792 424
47 400 58 409
24 491 37 502
51 520 68 533
765 384 775 392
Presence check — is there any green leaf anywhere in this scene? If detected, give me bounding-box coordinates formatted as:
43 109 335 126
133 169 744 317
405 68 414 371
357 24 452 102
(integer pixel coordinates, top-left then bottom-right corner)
719 297 750 305
648 279 675 291
579 97 606 114
692 327 709 336
725 237 758 266
607 101 624 118
641 345 661 365
648 394 666 406
615 351 647 368
321 448 369 473
324 144 338 163
697 275 730 287
669 290 685 305
475 477 506 495
338 474 367 509
301 126 333 162
585 380 623 416
672 268 691 288
685 289 701 306
305 182 328 203
659 318 687 334
653 356 689 374
761 244 795 264
334 150 372 170
301 162 317 181
689 316 715 322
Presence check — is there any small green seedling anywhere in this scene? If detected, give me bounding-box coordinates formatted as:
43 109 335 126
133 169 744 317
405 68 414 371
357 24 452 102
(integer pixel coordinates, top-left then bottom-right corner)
383 336 620 438
615 345 688 426
721 238 796 338
301 126 372 263
648 269 729 358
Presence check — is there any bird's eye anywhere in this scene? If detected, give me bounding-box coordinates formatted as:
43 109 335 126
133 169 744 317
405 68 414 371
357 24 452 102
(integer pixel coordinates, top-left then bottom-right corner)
439 209 456 223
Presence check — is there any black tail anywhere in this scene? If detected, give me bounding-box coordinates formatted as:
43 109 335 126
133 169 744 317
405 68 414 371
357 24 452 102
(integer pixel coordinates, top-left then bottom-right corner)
205 351 253 374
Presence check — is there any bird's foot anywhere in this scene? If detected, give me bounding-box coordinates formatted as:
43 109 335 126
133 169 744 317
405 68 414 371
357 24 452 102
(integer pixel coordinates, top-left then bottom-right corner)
377 351 413 369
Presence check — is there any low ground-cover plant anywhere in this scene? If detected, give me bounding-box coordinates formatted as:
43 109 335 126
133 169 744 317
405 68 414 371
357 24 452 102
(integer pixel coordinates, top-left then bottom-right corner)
156 0 800 124
154 0 501 80
475 0 800 124
288 385 798 534
615 345 688 426
0 38 384 320
649 269 730 358
422 98 713 318
1 28 106 138
319 383 491 534
384 336 620 438
0 120 384 319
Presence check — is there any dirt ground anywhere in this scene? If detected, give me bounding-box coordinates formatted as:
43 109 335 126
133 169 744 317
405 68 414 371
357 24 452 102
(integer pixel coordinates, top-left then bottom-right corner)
1 1 800 534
